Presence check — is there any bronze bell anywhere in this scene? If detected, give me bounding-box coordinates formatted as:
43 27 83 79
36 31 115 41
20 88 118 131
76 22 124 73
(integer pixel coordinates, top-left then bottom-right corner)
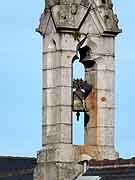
72 79 93 112
72 79 92 123
73 79 85 112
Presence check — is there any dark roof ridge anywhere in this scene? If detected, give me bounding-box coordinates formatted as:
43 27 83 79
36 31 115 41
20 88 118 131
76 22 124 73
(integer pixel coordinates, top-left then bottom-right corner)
0 156 36 160
89 157 135 167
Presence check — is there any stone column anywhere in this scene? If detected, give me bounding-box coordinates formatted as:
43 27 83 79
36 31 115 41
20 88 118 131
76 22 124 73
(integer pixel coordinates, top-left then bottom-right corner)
35 33 83 180
42 34 73 146
84 35 118 160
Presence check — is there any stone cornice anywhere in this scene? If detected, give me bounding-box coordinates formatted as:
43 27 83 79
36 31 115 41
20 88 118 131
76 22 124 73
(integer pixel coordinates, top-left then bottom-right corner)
37 0 121 36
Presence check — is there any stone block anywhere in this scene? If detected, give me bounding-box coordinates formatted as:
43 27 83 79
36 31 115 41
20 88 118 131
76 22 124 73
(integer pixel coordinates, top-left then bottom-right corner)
59 34 77 51
43 105 72 125
97 70 115 90
43 88 57 107
41 161 82 180
43 52 57 70
45 163 57 180
45 125 60 144
97 146 118 160
43 33 77 52
103 56 115 71
42 126 46 146
45 124 71 145
85 69 97 89
43 106 57 126
84 127 97 145
45 144 77 162
56 86 72 106
95 56 114 71
43 68 72 89
90 36 114 55
97 89 115 108
60 124 72 143
43 51 73 70
58 51 73 68
86 112 97 128
55 67 72 87
56 162 82 180
97 127 114 146
43 69 56 89
97 107 115 127
56 106 72 124
43 33 59 53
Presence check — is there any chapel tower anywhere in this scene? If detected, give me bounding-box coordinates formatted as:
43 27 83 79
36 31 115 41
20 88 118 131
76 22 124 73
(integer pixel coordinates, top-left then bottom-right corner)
34 0 121 179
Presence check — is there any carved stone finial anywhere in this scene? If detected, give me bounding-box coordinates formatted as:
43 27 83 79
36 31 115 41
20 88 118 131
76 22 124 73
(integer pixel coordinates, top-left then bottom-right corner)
96 0 120 32
36 8 51 36
104 4 120 31
45 0 59 8
80 0 89 7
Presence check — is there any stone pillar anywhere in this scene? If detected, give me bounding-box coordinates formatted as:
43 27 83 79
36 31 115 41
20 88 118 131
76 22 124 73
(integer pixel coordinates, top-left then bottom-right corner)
34 33 83 180
84 36 118 160
42 34 73 146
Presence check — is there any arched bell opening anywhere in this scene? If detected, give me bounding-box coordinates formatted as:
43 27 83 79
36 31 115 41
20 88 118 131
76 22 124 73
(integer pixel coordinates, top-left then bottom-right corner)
72 56 85 145
71 42 98 145
71 44 95 145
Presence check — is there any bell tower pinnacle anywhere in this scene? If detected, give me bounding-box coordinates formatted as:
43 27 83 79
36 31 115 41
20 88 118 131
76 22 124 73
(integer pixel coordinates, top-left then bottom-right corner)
34 0 121 180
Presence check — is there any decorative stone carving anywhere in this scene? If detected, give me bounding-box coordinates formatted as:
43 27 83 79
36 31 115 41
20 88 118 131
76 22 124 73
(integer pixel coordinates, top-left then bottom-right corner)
80 0 89 7
36 9 50 36
71 3 78 15
98 0 120 32
37 0 121 35
51 4 89 30
104 4 119 31
47 0 59 7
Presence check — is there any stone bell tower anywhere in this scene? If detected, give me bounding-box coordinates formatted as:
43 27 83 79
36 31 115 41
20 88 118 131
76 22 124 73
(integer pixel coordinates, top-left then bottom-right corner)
34 0 121 180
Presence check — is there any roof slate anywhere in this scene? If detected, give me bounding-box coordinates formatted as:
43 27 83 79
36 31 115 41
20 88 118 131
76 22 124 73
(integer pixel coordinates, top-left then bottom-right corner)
84 158 135 180
0 156 36 180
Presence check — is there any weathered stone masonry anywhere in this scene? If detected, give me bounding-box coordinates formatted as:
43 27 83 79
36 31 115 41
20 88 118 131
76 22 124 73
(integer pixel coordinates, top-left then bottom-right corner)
34 0 121 180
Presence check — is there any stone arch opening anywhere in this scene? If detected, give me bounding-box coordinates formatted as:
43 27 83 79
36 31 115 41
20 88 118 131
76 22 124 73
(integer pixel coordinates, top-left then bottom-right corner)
72 56 85 144
71 41 99 145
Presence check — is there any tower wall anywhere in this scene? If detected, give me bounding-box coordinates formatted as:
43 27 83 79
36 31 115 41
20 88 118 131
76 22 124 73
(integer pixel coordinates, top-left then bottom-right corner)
84 36 116 159
34 0 121 179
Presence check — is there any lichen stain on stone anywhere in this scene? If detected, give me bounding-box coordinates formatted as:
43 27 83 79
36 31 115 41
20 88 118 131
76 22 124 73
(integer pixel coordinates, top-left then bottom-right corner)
87 89 97 111
72 31 81 41
85 89 97 128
